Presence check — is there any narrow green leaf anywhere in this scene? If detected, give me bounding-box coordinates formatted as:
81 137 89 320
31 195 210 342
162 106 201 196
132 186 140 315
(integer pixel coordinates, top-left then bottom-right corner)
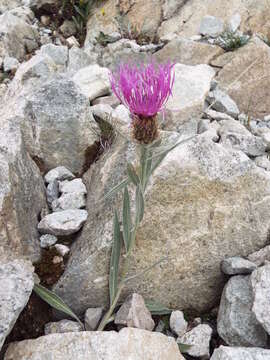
145 300 172 315
122 186 131 252
103 178 130 201
127 163 140 186
74 5 85 19
135 185 144 225
178 343 193 353
33 284 82 326
109 210 122 306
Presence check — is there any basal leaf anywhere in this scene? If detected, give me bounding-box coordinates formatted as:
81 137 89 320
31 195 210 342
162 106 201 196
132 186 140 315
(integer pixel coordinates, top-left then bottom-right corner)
103 178 129 201
33 284 82 326
109 210 122 305
145 300 172 315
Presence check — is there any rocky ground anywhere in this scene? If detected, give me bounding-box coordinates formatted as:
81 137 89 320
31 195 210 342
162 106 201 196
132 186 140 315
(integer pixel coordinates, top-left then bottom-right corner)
2 0 270 359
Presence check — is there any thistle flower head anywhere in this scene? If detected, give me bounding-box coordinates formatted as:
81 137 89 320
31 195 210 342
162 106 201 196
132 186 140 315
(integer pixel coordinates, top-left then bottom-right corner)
109 61 175 118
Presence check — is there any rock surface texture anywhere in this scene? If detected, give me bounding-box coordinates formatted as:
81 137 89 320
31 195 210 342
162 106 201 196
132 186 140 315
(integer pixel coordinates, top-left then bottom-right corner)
217 275 267 346
54 133 270 314
211 346 270 360
4 328 184 360
0 259 34 350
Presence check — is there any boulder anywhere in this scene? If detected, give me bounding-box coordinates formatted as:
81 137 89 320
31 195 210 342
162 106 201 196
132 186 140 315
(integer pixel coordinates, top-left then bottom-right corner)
155 39 224 66
0 12 39 61
211 346 270 360
4 328 184 360
164 63 215 130
19 75 100 174
72 65 111 101
85 0 163 46
217 37 270 119
54 132 270 314
0 259 34 350
218 119 267 157
199 16 224 38
40 234 57 249
0 112 46 262
217 275 267 346
251 264 270 335
158 0 270 42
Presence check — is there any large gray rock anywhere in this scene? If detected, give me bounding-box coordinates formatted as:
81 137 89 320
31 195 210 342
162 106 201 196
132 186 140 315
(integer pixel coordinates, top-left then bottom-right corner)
217 275 267 346
155 38 224 66
54 132 270 314
38 210 88 236
0 12 39 60
211 346 270 360
0 259 34 350
218 119 266 157
251 264 270 335
164 63 215 130
158 0 270 41
19 75 100 173
216 37 270 119
72 65 110 101
85 0 162 45
199 16 225 37
0 111 47 262
4 328 184 360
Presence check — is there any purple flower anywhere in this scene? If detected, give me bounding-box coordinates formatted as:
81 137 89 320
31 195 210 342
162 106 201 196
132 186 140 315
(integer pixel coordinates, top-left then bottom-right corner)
109 62 175 118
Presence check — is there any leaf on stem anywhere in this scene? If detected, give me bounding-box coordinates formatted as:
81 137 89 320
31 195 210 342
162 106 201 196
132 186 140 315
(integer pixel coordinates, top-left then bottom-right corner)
145 300 172 315
122 186 132 252
135 185 144 225
33 284 83 326
127 163 140 186
109 210 122 306
103 178 130 201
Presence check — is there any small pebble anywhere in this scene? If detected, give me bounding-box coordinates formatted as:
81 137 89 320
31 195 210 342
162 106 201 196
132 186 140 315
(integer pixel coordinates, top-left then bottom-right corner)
55 244 70 257
52 256 63 264
40 234 57 249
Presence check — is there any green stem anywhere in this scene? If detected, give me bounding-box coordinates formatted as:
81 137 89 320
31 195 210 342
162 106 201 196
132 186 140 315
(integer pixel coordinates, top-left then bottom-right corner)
98 145 147 331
